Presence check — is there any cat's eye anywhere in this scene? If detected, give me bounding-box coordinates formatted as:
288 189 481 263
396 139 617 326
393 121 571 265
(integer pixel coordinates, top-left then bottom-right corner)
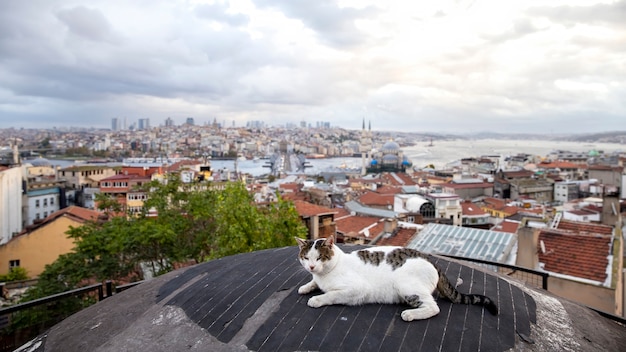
317 256 322 261
303 256 309 260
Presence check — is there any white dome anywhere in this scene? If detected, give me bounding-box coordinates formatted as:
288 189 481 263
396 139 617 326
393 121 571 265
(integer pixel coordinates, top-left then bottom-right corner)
406 197 428 212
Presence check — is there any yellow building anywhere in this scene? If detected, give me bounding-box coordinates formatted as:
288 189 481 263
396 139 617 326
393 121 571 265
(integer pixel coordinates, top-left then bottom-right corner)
0 206 100 278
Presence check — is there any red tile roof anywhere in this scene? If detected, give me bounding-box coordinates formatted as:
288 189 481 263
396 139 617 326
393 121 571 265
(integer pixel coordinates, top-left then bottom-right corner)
501 170 534 179
538 229 612 283
292 200 337 218
100 173 151 181
358 191 394 207
333 207 351 219
279 183 299 192
461 201 487 216
335 215 382 235
165 160 202 172
537 161 584 170
394 173 418 186
375 185 403 194
17 206 101 237
556 219 613 235
375 227 417 247
483 197 507 209
491 220 520 234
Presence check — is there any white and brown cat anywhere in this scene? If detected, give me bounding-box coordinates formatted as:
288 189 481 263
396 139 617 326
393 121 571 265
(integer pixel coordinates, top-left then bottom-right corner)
295 236 498 321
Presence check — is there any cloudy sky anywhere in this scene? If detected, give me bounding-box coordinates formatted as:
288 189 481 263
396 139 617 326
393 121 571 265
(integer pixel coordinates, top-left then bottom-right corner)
0 0 624 133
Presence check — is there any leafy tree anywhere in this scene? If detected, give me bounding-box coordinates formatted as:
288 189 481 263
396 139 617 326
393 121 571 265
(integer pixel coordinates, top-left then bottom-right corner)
26 176 306 300
0 267 29 282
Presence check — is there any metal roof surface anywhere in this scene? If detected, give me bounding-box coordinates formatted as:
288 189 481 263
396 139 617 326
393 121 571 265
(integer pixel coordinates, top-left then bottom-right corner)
407 223 517 263
22 245 626 352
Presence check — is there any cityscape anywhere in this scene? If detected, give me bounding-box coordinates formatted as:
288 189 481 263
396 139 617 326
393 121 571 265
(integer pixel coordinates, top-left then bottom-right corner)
1 0 626 348
1 118 626 349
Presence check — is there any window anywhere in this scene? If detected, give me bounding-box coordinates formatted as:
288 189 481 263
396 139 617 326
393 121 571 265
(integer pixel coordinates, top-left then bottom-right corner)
9 259 20 268
35 213 40 220
43 199 48 206
35 199 40 207
43 211 48 218
50 197 55 205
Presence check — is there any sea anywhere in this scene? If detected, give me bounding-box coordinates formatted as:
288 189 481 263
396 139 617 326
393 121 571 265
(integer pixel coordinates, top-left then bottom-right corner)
35 139 625 177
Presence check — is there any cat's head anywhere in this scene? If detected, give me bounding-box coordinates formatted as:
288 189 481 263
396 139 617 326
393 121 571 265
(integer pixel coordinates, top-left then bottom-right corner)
295 236 336 275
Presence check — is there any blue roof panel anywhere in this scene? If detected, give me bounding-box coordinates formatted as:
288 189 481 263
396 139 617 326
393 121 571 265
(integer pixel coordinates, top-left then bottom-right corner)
407 223 516 263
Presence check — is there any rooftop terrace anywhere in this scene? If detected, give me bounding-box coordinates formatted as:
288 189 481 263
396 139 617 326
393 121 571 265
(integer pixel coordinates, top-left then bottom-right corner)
21 245 626 351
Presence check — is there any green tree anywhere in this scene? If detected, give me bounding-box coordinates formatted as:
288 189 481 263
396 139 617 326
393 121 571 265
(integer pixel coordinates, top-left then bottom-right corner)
27 175 306 299
0 267 29 282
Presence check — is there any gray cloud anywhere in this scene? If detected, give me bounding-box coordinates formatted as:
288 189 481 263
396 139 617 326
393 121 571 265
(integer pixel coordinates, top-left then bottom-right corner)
194 3 249 27
255 0 378 48
0 0 624 134
56 6 121 44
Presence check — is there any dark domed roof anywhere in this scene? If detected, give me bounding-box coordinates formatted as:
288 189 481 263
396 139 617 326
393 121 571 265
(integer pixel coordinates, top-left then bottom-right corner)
23 246 626 351
381 140 400 153
382 154 399 164
29 158 52 167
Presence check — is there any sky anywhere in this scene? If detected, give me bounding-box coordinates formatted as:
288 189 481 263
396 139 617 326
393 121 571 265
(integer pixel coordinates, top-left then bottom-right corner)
0 0 625 134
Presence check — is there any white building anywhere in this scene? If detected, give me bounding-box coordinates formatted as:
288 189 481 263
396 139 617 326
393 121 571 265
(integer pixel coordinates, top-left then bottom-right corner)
424 193 463 226
554 181 580 204
0 166 26 245
26 186 61 225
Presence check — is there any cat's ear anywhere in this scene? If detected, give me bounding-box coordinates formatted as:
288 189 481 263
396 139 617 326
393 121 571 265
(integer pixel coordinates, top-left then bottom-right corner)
324 235 335 247
295 237 308 247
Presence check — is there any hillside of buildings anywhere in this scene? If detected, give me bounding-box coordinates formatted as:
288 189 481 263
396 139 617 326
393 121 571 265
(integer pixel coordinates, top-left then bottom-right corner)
1 123 625 349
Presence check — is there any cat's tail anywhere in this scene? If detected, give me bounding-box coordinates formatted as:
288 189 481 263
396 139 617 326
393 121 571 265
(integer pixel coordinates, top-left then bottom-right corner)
436 271 499 315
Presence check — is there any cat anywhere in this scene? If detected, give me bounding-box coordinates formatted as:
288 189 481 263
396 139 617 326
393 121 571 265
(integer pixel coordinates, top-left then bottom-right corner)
295 235 498 321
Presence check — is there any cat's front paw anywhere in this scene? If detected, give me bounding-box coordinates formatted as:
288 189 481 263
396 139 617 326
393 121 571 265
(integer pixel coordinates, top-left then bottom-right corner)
307 296 325 308
298 285 311 295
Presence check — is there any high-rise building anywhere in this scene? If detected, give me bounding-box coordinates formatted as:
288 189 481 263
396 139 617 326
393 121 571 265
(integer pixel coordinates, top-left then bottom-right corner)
165 117 174 127
111 118 121 131
186 117 195 125
246 120 265 129
138 118 150 130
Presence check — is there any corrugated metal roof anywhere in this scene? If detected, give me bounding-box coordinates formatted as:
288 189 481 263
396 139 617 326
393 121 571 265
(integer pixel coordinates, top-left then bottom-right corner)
344 200 397 218
407 223 516 263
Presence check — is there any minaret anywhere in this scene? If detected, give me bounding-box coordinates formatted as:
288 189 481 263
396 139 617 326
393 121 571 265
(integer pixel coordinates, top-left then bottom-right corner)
12 139 19 165
360 119 372 175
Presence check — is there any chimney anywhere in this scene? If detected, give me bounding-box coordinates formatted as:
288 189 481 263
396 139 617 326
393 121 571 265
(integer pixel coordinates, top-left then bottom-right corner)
516 219 540 270
601 192 621 227
384 218 398 234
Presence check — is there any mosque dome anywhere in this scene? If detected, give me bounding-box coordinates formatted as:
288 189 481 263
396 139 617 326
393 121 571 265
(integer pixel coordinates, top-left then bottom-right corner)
30 157 53 167
381 140 400 154
382 154 399 164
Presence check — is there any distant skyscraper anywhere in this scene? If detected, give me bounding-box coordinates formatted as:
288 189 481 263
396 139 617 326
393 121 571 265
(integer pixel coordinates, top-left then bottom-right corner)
111 118 120 131
186 117 195 125
138 118 150 130
246 120 265 129
165 117 174 127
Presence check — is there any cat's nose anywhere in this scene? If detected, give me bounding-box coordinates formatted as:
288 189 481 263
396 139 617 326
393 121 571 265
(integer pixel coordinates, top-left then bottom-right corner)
309 265 315 271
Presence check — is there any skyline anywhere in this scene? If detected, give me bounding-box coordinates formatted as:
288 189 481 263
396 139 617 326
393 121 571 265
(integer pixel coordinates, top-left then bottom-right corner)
1 1 625 133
